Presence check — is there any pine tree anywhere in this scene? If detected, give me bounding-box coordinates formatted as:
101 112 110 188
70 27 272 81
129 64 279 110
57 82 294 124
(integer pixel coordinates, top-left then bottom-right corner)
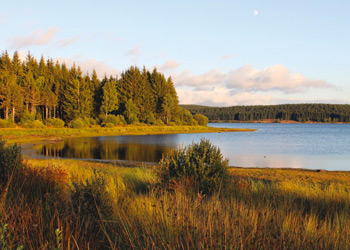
100 80 118 116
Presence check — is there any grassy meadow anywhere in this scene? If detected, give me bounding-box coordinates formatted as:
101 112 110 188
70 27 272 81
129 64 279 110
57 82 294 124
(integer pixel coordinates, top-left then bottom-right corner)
1 152 349 249
0 125 254 144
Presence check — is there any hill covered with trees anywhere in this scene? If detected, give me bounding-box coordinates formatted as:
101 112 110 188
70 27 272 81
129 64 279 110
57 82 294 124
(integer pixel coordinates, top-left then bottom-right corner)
182 104 350 123
0 51 207 128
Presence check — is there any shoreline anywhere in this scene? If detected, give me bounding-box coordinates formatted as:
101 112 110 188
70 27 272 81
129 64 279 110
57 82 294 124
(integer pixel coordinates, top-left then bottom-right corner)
209 119 349 124
1 125 256 144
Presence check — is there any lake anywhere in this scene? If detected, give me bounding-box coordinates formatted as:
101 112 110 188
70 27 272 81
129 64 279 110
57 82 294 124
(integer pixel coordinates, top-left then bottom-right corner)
22 123 350 171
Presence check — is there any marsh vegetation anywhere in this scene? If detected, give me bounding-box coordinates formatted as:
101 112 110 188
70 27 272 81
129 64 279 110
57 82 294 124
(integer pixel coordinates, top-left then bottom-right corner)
1 138 349 249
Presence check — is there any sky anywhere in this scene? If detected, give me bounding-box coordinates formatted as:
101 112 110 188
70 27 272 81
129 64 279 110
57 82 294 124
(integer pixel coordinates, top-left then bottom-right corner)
1 0 350 106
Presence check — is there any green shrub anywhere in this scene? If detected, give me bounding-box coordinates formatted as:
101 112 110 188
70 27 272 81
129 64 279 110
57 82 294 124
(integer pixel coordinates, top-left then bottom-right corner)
30 120 45 128
19 111 35 125
104 122 114 128
69 118 85 129
193 114 209 126
0 139 23 185
100 114 126 126
158 139 229 195
145 113 156 124
115 115 127 125
154 119 164 126
0 119 15 128
45 118 65 128
167 122 176 126
71 174 113 230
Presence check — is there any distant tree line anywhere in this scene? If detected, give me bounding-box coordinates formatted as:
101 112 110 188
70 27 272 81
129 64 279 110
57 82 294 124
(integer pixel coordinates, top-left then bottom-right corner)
182 104 350 123
0 50 208 127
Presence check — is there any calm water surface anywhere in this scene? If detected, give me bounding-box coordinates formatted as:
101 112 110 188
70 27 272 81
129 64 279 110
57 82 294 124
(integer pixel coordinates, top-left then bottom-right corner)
22 123 350 171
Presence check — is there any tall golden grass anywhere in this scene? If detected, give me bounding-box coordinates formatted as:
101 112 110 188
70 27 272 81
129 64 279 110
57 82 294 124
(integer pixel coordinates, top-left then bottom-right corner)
1 157 349 249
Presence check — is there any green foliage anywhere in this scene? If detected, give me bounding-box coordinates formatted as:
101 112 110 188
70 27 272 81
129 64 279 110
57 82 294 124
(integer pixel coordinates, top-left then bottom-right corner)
183 104 350 123
104 122 114 128
115 115 127 125
19 111 35 125
154 119 164 126
145 113 156 124
167 121 176 126
100 80 118 116
30 120 45 128
0 138 23 185
193 114 208 125
68 118 85 129
71 174 113 228
45 118 65 128
0 119 15 128
158 139 229 194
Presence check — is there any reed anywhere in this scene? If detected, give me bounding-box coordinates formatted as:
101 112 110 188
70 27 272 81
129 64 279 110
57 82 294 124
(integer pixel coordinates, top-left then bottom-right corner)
1 155 349 249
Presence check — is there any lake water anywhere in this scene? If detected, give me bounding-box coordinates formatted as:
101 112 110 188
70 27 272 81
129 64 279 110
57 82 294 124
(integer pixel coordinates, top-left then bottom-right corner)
22 123 350 171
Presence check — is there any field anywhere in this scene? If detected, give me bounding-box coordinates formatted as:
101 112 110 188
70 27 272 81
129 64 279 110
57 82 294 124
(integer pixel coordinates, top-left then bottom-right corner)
1 151 349 249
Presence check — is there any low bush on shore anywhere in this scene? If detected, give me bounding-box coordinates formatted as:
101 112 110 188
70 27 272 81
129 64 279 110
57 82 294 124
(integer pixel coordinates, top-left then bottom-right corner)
1 138 349 249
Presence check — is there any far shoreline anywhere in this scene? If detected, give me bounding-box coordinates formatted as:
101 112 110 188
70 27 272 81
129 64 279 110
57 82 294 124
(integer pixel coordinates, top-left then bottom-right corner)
209 119 350 124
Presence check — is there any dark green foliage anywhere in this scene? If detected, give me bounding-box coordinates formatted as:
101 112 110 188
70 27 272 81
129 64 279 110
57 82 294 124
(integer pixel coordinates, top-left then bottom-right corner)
68 118 85 129
45 118 65 128
183 104 350 123
0 51 197 126
0 138 22 185
158 139 229 194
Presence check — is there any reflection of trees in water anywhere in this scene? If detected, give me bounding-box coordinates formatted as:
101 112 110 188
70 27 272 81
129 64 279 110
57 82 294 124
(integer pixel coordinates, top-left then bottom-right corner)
39 138 171 162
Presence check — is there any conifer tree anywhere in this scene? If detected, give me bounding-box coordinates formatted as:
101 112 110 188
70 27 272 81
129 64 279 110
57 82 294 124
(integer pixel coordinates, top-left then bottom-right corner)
100 80 118 116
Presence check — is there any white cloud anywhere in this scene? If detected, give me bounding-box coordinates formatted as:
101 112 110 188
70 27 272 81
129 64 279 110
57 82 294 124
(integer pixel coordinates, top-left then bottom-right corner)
172 64 333 93
159 60 180 71
56 36 79 48
226 65 333 93
10 27 57 49
254 10 259 16
221 54 235 60
126 45 141 56
172 64 340 106
57 56 119 79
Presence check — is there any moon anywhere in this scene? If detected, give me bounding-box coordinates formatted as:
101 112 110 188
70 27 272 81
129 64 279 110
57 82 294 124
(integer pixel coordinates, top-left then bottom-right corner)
254 10 258 16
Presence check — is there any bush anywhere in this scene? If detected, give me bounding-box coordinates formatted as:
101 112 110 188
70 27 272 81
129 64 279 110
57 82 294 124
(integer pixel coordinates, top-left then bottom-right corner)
0 119 15 128
30 120 45 128
158 139 229 195
193 114 209 126
45 118 65 128
115 115 127 125
71 174 113 230
100 114 126 126
69 118 85 129
167 122 176 126
0 139 23 185
145 113 156 125
154 119 164 126
104 122 114 128
19 111 35 125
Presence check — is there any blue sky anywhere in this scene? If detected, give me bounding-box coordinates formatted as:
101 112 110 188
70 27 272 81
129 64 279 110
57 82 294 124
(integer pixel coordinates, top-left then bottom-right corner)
1 0 349 106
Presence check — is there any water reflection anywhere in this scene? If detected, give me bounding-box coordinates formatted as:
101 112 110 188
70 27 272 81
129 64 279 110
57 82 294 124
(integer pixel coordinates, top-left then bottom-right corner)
22 123 350 171
38 137 174 163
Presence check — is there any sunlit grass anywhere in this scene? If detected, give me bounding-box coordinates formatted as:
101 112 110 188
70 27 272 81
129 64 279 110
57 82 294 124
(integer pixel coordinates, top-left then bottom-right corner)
0 125 254 144
2 158 349 249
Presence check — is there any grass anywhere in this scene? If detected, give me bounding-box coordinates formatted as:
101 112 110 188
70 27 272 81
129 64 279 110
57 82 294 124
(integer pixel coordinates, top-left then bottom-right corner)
0 125 255 144
1 157 349 249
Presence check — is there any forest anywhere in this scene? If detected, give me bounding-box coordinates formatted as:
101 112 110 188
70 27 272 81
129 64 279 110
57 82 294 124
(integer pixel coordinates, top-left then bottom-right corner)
183 104 350 123
0 50 206 128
